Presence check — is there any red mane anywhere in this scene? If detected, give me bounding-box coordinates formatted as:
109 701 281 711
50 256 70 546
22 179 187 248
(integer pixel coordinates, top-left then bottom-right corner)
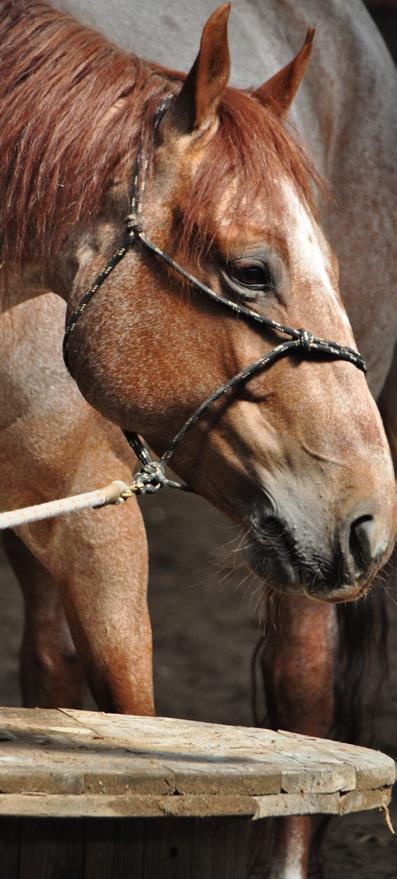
0 1 322 272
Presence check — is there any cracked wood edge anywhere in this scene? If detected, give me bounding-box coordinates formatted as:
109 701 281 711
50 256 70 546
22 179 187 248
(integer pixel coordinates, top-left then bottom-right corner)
0 786 390 819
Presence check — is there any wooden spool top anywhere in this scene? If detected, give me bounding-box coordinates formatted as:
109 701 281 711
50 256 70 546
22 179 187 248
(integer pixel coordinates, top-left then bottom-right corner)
0 708 393 820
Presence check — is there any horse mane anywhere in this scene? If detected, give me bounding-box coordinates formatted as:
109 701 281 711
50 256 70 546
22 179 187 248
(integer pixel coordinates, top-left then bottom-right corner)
0 0 322 276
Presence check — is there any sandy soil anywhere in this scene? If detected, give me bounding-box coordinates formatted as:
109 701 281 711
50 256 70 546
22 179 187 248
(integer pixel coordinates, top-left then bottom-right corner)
0 489 396 877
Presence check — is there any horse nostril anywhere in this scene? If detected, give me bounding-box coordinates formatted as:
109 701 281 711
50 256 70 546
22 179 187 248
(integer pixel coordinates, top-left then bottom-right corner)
348 515 375 572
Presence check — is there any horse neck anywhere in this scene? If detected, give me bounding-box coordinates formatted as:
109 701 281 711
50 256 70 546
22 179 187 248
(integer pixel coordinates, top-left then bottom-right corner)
0 266 55 315
0 1 177 312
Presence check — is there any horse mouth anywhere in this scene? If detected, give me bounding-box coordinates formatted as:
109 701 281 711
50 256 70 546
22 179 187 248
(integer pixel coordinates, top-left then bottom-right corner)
247 512 378 604
303 579 370 604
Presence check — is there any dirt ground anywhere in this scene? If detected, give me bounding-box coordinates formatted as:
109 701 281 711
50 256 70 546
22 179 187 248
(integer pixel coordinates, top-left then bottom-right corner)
0 489 396 877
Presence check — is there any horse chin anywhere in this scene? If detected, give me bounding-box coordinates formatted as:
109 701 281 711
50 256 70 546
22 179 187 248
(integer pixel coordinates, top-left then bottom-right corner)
248 534 379 605
302 580 371 604
250 550 372 603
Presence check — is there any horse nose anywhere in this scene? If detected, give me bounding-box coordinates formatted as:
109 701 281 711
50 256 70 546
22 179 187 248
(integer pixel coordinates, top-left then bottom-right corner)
249 500 393 602
346 513 384 577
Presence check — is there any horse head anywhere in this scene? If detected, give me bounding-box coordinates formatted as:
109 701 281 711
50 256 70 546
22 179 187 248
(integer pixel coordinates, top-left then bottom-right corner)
63 5 395 602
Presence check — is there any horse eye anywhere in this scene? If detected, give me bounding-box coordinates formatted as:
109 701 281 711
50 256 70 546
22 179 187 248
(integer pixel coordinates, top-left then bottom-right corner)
227 259 275 292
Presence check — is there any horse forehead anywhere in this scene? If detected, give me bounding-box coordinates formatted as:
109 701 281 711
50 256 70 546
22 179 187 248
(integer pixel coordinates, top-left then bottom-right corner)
279 183 353 329
281 184 329 265
273 183 328 279
213 179 352 331
213 177 329 270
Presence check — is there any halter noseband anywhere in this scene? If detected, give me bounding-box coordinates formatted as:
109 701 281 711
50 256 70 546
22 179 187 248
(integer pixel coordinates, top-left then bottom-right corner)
63 96 366 496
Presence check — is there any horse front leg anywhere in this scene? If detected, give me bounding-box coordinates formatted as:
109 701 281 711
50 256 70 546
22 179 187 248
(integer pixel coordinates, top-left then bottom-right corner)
2 530 86 708
251 594 337 879
16 498 154 716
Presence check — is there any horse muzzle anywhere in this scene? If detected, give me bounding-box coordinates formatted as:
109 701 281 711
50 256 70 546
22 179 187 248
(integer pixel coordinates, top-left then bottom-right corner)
248 502 394 603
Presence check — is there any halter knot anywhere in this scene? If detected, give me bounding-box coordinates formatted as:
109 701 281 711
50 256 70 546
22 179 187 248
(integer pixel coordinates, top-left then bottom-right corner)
126 212 142 239
131 461 167 494
298 329 314 352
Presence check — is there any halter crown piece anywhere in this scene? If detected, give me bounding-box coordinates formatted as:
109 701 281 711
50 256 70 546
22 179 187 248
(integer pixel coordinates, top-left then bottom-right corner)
63 96 366 496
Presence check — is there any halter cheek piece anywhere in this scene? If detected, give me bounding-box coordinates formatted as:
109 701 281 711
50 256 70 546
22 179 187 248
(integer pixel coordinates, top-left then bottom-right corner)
63 96 366 495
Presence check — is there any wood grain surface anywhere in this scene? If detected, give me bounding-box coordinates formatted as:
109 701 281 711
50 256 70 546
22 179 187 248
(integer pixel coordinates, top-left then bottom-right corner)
0 708 393 819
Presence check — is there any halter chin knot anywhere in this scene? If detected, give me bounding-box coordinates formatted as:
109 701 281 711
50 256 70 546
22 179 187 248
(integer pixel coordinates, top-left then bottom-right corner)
133 461 167 494
298 329 314 352
126 212 142 238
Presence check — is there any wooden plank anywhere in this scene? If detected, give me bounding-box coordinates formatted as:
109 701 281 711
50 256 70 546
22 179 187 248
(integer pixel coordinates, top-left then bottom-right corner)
141 818 165 879
0 751 174 797
141 817 192 879
58 710 361 795
0 817 19 879
189 817 249 879
140 817 248 879
278 764 355 794
19 818 85 879
273 730 396 790
164 818 195 879
0 708 392 819
157 794 257 818
337 786 393 815
0 708 90 739
0 784 390 820
253 785 392 819
0 793 257 818
219 817 249 879
84 818 144 878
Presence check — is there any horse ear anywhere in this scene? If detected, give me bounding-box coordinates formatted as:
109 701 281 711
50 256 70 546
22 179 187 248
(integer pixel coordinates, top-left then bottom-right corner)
254 28 315 117
163 4 231 137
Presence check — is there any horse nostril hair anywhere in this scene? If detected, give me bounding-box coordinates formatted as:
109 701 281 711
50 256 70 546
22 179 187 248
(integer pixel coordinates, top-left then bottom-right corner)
348 514 375 572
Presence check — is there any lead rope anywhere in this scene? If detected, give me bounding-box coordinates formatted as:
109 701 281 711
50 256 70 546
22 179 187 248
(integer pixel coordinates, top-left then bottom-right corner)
63 94 367 499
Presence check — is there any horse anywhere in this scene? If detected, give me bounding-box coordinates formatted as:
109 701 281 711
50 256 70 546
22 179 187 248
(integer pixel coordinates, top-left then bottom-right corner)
0 2 395 877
